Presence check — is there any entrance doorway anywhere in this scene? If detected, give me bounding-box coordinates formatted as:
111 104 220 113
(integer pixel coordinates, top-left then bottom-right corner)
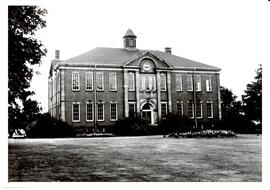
141 103 153 124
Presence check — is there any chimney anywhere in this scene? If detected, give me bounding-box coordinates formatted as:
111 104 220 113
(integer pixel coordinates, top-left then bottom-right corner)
55 50 60 59
165 47 172 54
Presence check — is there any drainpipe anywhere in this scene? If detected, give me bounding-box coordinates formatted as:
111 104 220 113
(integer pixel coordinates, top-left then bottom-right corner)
193 69 198 129
93 64 97 133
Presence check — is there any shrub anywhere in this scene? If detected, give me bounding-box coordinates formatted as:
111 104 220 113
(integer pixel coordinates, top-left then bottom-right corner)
167 130 236 138
159 114 194 134
26 113 76 138
112 117 153 136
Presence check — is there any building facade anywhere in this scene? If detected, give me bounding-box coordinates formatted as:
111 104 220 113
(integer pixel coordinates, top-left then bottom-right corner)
48 29 221 131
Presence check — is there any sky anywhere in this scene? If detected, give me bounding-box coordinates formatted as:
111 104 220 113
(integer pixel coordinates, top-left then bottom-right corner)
4 0 270 112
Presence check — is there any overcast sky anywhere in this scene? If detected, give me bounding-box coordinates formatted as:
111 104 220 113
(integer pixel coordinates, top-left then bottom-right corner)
8 0 270 112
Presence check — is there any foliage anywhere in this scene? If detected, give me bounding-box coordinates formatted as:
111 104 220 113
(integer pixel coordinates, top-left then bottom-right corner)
26 113 76 138
167 130 236 138
8 6 47 130
242 65 262 127
159 114 194 134
112 117 154 136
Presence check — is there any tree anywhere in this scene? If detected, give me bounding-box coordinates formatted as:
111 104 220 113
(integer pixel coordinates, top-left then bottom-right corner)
242 65 262 128
8 6 47 130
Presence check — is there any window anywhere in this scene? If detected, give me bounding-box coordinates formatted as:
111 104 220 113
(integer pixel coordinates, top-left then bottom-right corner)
187 74 193 91
161 103 167 118
207 101 213 118
196 102 203 118
177 101 183 115
72 103 80 122
188 102 194 118
195 75 201 91
140 75 156 91
128 103 136 118
110 103 117 121
72 72 80 91
97 102 104 121
160 73 167 91
86 102 93 121
128 72 135 91
96 72 104 91
176 74 182 91
109 73 117 91
86 71 93 91
206 75 212 92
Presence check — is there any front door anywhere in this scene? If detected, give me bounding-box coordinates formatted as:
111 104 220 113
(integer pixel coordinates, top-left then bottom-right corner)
142 111 151 124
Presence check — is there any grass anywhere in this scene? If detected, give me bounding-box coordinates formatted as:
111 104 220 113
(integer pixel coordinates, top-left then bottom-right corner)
8 134 261 182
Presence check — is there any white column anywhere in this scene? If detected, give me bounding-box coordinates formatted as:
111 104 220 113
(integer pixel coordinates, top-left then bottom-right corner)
167 72 172 113
156 71 161 120
60 69 65 121
124 69 129 118
135 70 140 116
217 72 222 120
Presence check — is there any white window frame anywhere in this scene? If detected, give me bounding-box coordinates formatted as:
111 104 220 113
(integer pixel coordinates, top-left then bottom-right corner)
207 101 213 118
85 71 93 91
72 102 80 122
109 73 117 91
72 72 80 91
97 102 104 121
128 72 135 91
161 102 168 118
176 74 183 91
96 72 104 91
195 75 201 92
187 74 193 91
176 101 184 115
187 101 194 118
160 73 167 91
86 102 94 122
196 101 203 119
110 102 118 121
206 75 212 92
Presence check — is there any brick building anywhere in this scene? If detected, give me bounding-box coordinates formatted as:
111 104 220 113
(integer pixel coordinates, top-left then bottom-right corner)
48 29 221 131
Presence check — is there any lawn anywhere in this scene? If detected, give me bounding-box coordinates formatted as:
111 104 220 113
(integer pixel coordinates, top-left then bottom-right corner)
8 134 261 182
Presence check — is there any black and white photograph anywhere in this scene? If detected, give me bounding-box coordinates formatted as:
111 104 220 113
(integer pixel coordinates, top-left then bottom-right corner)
1 0 269 188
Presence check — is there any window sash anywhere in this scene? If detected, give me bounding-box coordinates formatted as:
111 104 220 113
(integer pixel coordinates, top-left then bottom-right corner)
160 74 167 91
196 102 203 118
110 103 117 121
161 103 167 117
109 73 117 91
86 72 93 91
72 72 80 91
188 102 194 118
187 75 193 91
176 74 182 91
97 103 104 121
207 102 213 118
128 103 136 118
72 103 80 122
86 103 93 121
96 72 104 91
177 102 183 115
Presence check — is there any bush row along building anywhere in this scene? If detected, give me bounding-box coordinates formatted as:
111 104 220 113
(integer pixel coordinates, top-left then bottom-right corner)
48 29 221 131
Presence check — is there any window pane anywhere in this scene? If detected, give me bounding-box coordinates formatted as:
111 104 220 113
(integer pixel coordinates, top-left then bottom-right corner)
86 103 93 121
161 103 167 118
129 103 136 118
206 76 212 92
97 103 104 121
177 102 183 115
207 102 213 118
86 72 93 91
72 104 80 121
196 75 201 91
176 74 182 91
196 103 202 118
96 72 104 91
188 102 194 118
110 103 117 120
187 75 193 91
72 72 80 90
109 73 117 91
160 73 166 91
128 72 135 91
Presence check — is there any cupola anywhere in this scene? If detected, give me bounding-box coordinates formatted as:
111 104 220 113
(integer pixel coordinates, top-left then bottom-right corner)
123 29 137 49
